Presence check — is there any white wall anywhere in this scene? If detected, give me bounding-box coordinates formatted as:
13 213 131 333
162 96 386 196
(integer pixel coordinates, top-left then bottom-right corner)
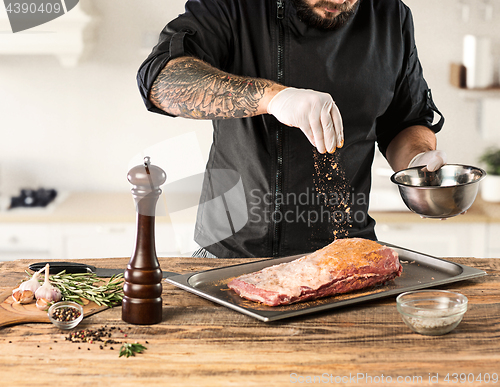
0 0 213 196
0 0 499 196
404 0 500 167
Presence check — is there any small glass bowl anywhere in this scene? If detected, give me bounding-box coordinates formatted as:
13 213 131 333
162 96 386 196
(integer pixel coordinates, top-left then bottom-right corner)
48 301 84 330
396 290 468 336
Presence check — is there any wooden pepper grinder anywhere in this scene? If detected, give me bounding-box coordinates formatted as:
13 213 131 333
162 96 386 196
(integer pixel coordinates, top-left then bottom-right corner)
122 156 166 325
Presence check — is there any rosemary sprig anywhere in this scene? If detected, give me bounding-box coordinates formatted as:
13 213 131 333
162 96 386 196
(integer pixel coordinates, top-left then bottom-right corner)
119 343 147 358
27 270 124 308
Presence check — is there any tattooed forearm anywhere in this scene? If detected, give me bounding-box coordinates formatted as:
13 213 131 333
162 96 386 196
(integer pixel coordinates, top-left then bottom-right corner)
149 57 275 119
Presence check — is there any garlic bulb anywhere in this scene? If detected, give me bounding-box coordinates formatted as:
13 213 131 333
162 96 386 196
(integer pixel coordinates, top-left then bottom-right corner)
34 264 61 310
12 266 45 304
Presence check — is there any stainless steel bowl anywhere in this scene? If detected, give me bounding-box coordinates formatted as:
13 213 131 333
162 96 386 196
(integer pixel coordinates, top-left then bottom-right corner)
390 164 486 218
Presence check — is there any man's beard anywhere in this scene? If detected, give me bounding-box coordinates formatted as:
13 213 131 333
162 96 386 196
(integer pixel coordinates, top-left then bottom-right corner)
291 0 359 31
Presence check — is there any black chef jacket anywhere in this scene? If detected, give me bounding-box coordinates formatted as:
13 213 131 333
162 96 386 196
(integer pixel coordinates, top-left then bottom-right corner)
137 0 444 258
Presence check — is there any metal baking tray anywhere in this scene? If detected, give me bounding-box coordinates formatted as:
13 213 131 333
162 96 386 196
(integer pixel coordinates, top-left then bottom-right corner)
165 243 486 322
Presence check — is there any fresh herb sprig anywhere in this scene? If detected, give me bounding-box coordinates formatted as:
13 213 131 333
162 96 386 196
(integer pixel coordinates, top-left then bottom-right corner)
119 343 147 358
27 270 124 308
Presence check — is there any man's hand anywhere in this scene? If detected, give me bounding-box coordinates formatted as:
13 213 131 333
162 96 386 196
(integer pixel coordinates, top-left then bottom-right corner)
408 150 447 171
408 150 456 220
267 87 344 154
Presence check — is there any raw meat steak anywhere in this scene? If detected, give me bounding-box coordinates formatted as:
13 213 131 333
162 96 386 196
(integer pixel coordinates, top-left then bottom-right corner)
227 238 402 306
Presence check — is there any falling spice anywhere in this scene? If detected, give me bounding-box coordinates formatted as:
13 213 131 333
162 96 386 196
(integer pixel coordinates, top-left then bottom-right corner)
312 149 352 240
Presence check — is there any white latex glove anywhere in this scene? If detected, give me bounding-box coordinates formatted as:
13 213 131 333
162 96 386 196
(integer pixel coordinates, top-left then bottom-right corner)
408 150 447 172
267 87 344 153
408 150 454 220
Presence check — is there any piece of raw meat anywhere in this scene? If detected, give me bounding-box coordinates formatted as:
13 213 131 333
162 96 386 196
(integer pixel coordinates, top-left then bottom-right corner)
227 238 402 306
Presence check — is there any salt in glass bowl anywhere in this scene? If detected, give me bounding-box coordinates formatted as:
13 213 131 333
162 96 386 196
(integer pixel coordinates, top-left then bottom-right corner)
396 290 468 336
48 301 84 330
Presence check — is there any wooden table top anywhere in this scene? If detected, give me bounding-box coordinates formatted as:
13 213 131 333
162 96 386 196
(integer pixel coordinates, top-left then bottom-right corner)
0 256 498 387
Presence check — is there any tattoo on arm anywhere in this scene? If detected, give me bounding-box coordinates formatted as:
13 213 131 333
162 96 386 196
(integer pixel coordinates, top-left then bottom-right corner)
150 57 274 119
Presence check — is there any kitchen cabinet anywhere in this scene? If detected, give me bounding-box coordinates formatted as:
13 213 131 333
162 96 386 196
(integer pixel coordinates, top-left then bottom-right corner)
0 224 56 260
0 192 194 261
0 3 93 66
59 223 136 259
374 222 488 258
61 223 181 259
486 223 500 258
372 195 500 258
0 222 183 261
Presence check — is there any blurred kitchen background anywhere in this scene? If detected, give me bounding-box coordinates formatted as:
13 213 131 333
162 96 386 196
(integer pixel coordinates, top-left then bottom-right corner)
1 0 499 261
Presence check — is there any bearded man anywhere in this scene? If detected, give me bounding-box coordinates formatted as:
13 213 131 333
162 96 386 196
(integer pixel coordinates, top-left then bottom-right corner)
137 0 446 258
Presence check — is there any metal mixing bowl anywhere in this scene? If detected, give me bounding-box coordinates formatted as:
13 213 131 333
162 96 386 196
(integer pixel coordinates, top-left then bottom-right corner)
390 164 486 218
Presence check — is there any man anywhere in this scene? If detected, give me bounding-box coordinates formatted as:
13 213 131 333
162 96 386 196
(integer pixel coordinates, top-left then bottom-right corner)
137 0 446 258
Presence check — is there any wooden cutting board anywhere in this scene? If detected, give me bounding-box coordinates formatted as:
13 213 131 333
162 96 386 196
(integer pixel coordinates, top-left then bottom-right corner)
0 291 109 328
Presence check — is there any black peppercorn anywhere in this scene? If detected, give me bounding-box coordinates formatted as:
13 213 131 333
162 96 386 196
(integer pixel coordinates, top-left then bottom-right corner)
52 306 81 322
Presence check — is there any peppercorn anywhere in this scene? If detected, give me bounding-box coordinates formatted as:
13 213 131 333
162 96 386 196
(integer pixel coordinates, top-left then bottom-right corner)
52 306 81 322
65 326 123 349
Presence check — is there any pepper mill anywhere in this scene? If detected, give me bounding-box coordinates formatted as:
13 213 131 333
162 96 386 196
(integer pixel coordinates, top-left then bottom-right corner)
122 156 166 325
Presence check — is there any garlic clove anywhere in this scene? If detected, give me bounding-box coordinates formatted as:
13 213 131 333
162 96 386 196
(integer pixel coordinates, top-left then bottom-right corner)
36 297 50 311
12 288 35 304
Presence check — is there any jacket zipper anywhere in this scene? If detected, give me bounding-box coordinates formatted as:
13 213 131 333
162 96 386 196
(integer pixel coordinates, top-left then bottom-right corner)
273 0 285 258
